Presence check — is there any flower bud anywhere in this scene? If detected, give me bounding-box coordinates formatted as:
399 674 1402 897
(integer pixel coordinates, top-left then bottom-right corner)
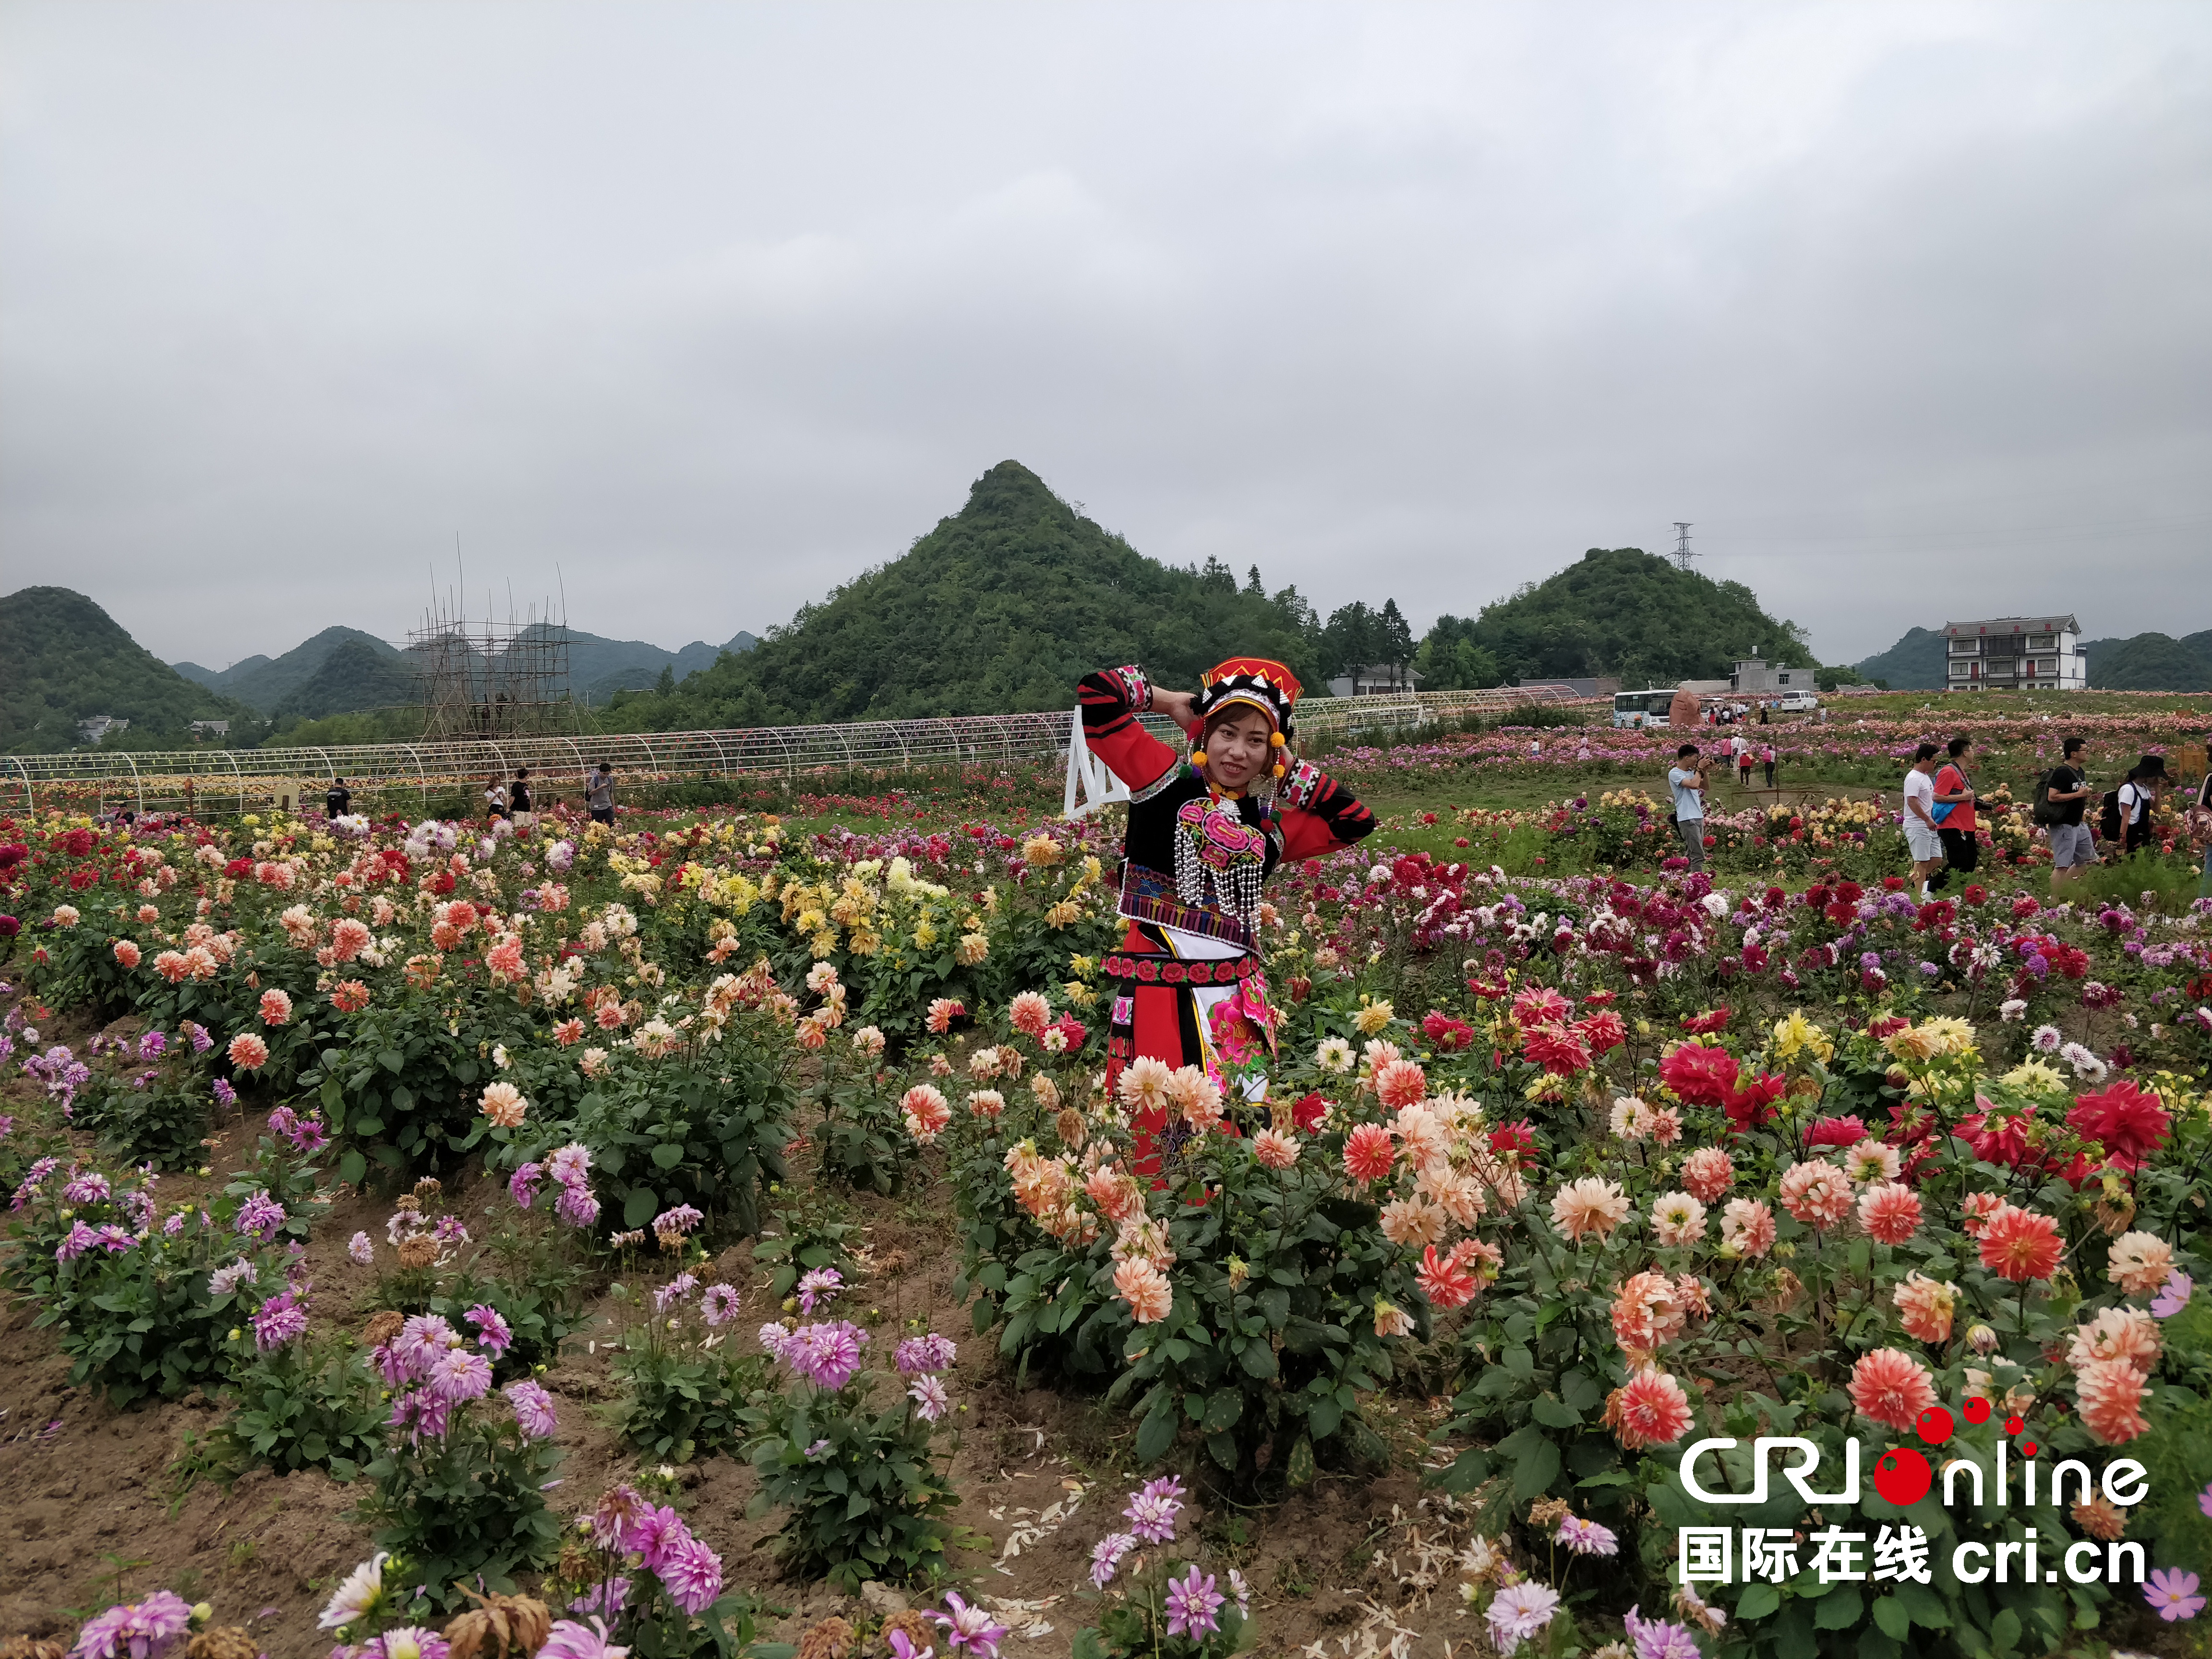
1967 1323 1998 1356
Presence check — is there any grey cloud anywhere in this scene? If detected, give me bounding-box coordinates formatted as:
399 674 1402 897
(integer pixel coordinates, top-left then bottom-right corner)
2 1 2206 669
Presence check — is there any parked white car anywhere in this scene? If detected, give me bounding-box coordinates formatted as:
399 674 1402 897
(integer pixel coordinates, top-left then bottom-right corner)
1776 691 1820 713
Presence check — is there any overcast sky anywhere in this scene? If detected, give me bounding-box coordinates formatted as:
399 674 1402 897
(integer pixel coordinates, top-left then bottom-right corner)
4 3 2208 671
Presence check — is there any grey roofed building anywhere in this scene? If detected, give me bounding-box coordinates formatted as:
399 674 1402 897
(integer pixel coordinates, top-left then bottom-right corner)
1941 614 2087 691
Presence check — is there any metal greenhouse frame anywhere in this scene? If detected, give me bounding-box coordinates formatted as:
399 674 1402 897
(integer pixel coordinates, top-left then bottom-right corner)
1 686 1594 818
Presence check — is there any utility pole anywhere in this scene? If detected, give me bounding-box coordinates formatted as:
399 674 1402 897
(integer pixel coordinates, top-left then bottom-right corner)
1671 522 1695 572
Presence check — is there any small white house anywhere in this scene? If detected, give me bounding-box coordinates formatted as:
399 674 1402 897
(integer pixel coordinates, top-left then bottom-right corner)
1325 663 1423 698
190 719 230 738
78 715 130 743
1943 615 2087 691
1728 659 1816 695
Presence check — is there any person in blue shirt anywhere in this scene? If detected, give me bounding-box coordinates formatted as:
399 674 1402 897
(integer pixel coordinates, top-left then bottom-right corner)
1667 744 1708 871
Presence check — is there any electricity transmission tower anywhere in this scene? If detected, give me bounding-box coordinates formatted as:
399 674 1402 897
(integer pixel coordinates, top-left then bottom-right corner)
1671 522 1695 572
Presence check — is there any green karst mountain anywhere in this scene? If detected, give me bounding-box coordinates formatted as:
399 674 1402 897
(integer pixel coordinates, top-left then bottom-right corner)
1420 547 1812 689
174 625 405 713
605 460 1328 728
271 637 423 721
0 587 255 753
2084 630 2212 691
1852 626 1945 690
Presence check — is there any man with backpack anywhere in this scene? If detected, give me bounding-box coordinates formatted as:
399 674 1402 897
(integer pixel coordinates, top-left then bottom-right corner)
1930 737 1979 889
2113 756 2169 857
2038 736 2095 893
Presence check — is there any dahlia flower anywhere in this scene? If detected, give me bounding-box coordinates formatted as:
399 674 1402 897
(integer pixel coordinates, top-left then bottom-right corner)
2107 1230 2176 1298
2069 1306 2161 1375
1605 1368 1694 1450
1113 1258 1172 1324
1779 1161 1854 1229
1893 1272 1955 1344
1717 1198 1777 1259
1651 1191 1707 1247
1486 1580 1562 1648
1856 1182 1923 1245
1848 1347 1937 1433
1343 1123 1398 1182
1551 1177 1630 1242
1977 1204 2063 1282
1680 1147 1734 1204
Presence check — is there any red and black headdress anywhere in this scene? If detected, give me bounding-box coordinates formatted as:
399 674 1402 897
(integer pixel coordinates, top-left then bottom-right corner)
1190 656 1304 782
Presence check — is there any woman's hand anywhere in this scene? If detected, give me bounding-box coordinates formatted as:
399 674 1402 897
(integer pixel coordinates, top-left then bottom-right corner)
1152 687 1197 727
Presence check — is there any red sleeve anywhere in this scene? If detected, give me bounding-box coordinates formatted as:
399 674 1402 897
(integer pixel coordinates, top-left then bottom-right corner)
1079 666 1181 794
1275 758 1375 862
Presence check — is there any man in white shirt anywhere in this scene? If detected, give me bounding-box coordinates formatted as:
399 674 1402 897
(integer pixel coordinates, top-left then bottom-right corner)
1902 742 1944 900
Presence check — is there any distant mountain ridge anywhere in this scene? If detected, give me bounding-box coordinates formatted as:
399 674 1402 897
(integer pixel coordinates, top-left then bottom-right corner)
2 587 254 753
1853 625 2211 691
175 624 758 712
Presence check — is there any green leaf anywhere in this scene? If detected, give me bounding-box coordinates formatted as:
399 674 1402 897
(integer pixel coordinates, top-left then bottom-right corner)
351 1115 384 1138
1530 1394 1582 1428
1894 1582 1950 1630
1237 1342 1278 1380
378 1049 404 1073
1286 1435 1316 1488
624 1188 659 1229
1737 1585 1782 1622
1510 1435 1562 1502
337 1150 367 1187
1135 1406 1177 1465
1207 1431 1238 1471
1990 1609 2020 1655
1873 1596 1911 1642
1203 1390 1243 1432
651 1142 687 1170
1815 1587 1864 1631
1307 1396 1344 1440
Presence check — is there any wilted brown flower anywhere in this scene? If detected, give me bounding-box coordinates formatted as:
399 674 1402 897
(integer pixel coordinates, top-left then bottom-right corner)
1768 1268 1804 1313
0 1637 69 1659
1527 1496 1573 1528
397 1235 442 1270
1055 1107 1085 1147
362 1310 406 1348
876 1613 938 1659
444 1590 551 1659
186 1628 263 1659
413 1177 443 1198
795 1616 855 1659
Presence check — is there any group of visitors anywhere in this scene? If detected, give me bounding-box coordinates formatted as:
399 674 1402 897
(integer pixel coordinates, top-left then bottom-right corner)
483 763 620 827
313 764 620 829
1899 735 2212 900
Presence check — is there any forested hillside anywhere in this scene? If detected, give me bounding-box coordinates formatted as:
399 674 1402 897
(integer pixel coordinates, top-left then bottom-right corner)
599 461 1331 728
1 587 254 753
1416 547 1811 689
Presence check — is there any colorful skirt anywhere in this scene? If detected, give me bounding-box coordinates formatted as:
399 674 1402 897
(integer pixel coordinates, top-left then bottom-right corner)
1104 918 1274 1181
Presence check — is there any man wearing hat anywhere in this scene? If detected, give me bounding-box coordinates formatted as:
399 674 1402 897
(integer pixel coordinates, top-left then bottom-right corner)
2117 755 2169 857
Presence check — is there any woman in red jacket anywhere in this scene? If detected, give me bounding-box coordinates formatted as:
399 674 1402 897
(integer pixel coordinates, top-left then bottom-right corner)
1077 658 1375 1178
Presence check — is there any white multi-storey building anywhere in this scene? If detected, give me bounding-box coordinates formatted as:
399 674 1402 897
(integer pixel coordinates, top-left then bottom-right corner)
1943 615 2087 691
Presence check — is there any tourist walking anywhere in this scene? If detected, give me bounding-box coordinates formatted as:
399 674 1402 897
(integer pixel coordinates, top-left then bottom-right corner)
1931 737 1979 887
1080 657 1374 1180
2116 756 2168 856
2042 736 2096 892
483 773 506 822
1736 735 1754 788
1667 744 1708 873
585 762 616 826
325 776 351 820
1903 743 1944 901
1761 742 1776 789
509 767 533 829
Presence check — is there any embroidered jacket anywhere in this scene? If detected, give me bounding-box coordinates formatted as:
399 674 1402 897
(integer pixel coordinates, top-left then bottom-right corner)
1078 664 1375 949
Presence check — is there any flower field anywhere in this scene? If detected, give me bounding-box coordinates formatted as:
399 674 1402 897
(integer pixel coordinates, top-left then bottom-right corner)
2 716 2210 1659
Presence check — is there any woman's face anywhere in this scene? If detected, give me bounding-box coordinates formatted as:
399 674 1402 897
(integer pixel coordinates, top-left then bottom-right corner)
1203 706 1275 792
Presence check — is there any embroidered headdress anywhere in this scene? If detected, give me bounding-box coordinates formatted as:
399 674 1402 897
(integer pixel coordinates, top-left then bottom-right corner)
1189 657 1302 782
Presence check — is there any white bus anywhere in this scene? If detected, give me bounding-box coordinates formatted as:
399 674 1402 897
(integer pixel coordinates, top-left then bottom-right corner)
1612 689 1676 729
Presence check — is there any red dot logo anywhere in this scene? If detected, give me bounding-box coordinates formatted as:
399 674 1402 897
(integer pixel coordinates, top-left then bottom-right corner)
1963 1397 1992 1425
2020 1441 2038 1458
1874 1447 1932 1506
1915 1406 1955 1444
2004 1414 2025 1436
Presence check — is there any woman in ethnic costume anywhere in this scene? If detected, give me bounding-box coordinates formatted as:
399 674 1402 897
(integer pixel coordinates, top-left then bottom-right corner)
1077 657 1375 1178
